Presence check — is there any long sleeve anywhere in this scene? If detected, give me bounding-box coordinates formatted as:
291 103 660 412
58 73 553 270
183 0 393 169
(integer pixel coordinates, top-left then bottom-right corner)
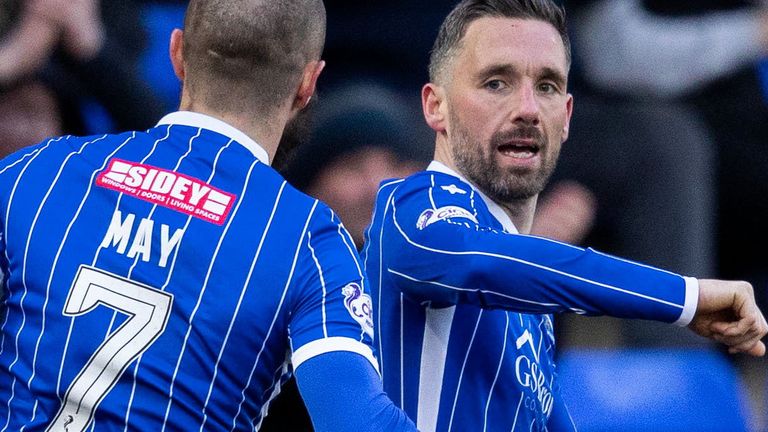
295 351 417 432
381 172 698 325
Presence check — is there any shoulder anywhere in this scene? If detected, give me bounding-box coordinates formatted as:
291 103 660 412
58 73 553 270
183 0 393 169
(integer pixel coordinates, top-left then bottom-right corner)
390 171 473 200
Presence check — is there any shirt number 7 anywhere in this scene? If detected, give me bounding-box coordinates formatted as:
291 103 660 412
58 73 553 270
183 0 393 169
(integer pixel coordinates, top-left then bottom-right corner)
47 265 173 432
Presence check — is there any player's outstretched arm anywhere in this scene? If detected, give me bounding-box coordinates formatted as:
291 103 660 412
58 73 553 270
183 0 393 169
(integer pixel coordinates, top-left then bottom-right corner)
295 351 418 432
688 279 768 356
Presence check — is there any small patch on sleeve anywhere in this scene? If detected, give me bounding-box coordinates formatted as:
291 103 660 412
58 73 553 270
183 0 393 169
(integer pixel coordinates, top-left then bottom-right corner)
416 206 478 230
342 282 374 338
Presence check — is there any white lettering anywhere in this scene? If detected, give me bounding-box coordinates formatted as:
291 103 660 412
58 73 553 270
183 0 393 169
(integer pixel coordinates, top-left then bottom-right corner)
126 218 153 262
140 169 158 189
125 166 146 188
151 172 175 194
100 211 134 254
159 225 184 268
169 177 192 200
515 355 531 388
188 182 210 206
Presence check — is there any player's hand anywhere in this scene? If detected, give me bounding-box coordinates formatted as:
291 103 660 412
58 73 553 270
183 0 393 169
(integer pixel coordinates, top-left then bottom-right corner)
688 279 768 356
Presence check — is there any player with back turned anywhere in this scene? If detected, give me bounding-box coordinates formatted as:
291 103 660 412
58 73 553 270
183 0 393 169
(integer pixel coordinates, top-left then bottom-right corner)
0 0 417 431
362 0 768 431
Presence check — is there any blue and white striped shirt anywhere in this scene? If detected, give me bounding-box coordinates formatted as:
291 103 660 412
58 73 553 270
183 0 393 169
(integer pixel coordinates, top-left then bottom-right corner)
363 161 698 432
0 112 377 431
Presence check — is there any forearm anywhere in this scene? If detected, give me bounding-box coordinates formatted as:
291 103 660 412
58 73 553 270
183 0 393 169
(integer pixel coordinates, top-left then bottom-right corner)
386 213 697 324
295 351 417 432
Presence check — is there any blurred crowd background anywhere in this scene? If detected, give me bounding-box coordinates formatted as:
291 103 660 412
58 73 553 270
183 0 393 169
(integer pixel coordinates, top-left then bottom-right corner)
1 0 767 430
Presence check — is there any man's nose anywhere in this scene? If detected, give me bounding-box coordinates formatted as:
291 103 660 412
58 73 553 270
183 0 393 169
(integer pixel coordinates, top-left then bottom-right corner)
512 85 541 125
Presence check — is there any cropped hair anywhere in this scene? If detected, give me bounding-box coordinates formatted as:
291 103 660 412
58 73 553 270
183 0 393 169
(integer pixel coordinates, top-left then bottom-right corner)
429 0 570 83
182 0 326 113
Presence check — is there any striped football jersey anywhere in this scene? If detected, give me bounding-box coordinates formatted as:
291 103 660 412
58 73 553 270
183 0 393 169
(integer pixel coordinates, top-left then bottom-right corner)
362 161 697 432
0 112 377 431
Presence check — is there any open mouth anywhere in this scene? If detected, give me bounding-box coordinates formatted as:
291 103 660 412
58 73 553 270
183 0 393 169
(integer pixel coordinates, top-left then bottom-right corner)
497 141 540 159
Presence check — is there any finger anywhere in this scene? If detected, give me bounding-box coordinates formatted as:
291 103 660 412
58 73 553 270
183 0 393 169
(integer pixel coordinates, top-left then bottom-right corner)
710 317 752 338
727 338 765 357
712 322 761 347
730 340 765 357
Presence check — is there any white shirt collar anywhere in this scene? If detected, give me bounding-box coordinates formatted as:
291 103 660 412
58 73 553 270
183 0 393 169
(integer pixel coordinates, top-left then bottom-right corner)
427 161 519 234
156 111 270 165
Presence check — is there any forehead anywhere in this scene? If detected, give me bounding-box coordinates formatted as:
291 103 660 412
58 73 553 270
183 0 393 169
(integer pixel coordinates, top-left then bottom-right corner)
456 17 567 75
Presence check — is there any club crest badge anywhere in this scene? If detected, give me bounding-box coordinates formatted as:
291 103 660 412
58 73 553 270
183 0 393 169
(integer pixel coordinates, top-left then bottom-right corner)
342 283 374 338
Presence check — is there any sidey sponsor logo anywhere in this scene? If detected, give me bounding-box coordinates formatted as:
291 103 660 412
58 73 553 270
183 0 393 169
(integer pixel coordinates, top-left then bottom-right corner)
96 159 236 225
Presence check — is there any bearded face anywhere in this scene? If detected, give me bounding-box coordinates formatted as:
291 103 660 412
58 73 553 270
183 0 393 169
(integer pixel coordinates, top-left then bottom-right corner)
450 111 560 202
434 18 572 205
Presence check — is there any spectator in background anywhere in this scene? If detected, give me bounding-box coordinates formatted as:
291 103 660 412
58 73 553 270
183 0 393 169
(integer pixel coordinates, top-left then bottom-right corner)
284 83 432 248
537 0 768 348
0 0 163 145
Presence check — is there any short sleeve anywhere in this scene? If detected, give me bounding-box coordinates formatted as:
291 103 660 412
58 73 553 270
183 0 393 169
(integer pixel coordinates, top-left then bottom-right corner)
288 204 378 372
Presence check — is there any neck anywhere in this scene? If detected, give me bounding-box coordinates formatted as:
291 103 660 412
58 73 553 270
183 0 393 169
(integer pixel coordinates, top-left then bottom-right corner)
178 95 289 164
434 136 538 234
495 197 537 234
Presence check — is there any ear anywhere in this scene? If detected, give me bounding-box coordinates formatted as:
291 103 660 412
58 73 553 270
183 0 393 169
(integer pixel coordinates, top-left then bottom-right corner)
293 60 326 111
422 83 447 133
561 93 574 142
169 29 185 81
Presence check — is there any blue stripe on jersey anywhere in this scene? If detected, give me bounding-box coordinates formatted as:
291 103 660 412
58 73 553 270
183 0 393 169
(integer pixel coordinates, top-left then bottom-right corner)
364 170 690 431
0 120 375 431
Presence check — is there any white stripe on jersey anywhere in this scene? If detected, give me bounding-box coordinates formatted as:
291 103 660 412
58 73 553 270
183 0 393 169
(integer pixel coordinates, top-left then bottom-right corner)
0 139 63 175
101 131 198 422
376 185 401 380
332 212 367 342
399 292 404 407
0 138 58 358
361 179 404 373
3 135 111 432
389 269 561 308
198 181 286 432
91 126 172 268
253 360 290 430
416 306 455 432
46 128 170 418
51 133 135 397
482 312 509 432
447 310 483 432
160 159 260 432
124 132 227 430
230 199 318 432
254 360 287 423
428 175 438 210
509 392 525 432
306 231 329 338
390 203 685 311
22 136 101 423
120 125 177 430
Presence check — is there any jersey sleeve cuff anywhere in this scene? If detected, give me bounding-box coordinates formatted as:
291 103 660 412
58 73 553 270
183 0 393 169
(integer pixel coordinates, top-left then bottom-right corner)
673 277 699 327
292 336 380 374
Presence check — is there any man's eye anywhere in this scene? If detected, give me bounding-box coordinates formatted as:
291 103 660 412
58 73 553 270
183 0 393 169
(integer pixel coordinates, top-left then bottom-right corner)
484 80 506 91
539 83 557 93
